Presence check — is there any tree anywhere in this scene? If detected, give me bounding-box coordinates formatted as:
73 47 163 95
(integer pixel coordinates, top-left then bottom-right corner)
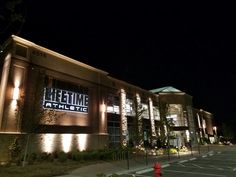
8 137 21 165
157 102 171 147
221 122 235 141
132 96 146 148
0 0 26 43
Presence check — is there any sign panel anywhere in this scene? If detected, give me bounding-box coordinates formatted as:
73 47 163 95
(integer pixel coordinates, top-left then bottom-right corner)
43 87 89 113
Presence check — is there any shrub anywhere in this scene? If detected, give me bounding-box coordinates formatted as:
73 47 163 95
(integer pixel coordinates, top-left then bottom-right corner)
96 173 106 177
8 137 22 164
58 151 67 163
164 148 177 154
71 150 83 161
28 153 37 164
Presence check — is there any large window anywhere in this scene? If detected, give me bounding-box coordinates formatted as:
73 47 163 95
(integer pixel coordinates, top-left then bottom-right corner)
106 94 120 114
107 114 120 147
167 104 187 127
45 76 88 94
126 98 135 116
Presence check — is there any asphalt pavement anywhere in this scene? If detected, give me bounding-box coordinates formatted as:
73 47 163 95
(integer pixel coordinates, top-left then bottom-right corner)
133 146 236 177
56 145 236 177
56 150 200 176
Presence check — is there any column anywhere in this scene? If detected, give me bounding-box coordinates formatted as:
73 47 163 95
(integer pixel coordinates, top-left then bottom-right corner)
148 98 156 139
135 93 143 147
0 53 11 131
120 89 127 147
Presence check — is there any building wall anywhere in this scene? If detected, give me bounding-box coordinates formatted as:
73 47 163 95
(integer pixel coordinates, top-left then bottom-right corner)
0 36 112 157
0 35 215 162
193 108 215 144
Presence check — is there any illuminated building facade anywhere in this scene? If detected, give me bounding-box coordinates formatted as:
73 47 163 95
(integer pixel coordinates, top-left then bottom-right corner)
0 36 215 161
150 87 198 147
194 109 217 143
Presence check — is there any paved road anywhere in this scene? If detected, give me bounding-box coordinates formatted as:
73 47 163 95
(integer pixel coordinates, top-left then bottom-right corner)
124 147 236 177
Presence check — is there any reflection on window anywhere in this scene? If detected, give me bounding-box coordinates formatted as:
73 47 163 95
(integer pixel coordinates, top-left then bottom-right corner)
126 98 134 116
142 103 149 119
107 94 120 114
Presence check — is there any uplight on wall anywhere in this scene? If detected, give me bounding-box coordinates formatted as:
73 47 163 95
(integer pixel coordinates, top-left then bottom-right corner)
42 134 56 153
12 79 20 100
12 87 20 100
61 134 72 153
77 134 87 151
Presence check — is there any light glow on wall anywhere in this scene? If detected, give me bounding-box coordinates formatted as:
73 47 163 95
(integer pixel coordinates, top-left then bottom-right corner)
61 134 72 153
12 87 20 100
76 134 87 151
186 130 190 142
99 102 107 133
42 134 56 153
41 134 88 153
101 103 106 113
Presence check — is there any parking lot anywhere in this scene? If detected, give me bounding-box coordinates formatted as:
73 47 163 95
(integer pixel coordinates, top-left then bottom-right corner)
133 149 236 177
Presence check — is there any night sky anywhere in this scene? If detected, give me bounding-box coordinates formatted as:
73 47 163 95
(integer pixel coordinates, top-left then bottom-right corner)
1 1 236 132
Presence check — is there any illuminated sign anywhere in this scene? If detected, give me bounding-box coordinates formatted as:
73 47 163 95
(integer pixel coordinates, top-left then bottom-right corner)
43 88 89 113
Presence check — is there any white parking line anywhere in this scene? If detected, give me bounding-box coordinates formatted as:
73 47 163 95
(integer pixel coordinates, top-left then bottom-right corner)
136 164 170 174
178 163 185 167
163 169 226 176
209 165 217 168
134 174 150 177
217 168 224 170
179 160 188 163
161 164 170 168
189 157 197 161
233 167 236 171
192 164 203 168
136 168 153 174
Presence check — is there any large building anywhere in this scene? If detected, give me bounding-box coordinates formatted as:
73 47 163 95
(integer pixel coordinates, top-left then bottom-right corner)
150 86 198 147
0 36 216 161
194 109 216 143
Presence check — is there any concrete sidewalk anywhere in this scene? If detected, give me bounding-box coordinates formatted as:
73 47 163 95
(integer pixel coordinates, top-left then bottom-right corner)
56 151 201 177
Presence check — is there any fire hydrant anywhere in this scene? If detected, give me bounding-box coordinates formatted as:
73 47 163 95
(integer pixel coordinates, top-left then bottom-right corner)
154 162 161 177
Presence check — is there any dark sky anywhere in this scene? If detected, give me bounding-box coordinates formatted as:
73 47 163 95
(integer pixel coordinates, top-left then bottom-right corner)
1 1 236 127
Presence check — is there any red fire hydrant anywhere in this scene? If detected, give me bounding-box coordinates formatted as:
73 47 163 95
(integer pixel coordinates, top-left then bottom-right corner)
154 162 161 177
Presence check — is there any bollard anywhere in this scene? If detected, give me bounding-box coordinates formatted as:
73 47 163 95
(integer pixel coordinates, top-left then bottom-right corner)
153 162 161 177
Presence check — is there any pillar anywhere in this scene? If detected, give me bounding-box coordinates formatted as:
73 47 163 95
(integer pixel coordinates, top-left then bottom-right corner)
0 53 11 131
120 89 127 147
148 98 156 144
